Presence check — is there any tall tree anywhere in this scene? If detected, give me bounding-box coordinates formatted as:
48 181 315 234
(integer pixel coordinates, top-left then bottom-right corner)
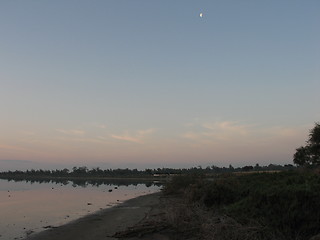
293 123 320 166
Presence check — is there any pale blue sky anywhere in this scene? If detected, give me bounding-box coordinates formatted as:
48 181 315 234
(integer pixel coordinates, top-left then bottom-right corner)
0 1 319 169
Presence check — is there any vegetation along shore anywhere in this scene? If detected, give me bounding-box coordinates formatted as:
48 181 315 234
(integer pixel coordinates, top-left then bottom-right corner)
18 170 320 240
4 123 320 239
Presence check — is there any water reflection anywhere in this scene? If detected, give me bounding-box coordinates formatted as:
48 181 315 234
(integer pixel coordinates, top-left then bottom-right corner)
0 178 161 240
2 177 163 188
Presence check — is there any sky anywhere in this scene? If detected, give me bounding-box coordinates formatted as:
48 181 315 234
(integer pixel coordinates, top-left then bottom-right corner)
0 0 319 170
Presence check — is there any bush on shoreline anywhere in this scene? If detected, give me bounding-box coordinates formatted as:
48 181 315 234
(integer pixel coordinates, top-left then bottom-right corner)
164 170 320 240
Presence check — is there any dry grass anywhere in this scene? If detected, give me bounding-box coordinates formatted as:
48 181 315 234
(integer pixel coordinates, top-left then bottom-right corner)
162 193 280 240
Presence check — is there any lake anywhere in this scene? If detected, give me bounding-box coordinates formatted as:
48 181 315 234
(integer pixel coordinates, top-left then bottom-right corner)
0 178 161 240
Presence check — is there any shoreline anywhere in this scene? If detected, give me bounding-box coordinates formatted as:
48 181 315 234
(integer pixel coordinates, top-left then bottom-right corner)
24 192 163 240
0 176 166 181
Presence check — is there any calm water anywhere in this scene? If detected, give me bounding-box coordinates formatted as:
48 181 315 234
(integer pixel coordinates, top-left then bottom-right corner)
0 179 161 240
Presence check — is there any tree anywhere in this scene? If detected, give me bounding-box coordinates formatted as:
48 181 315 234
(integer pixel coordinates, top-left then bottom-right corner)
293 146 311 166
293 122 320 166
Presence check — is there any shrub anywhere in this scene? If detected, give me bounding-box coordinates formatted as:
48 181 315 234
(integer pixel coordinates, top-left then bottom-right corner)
164 173 204 194
166 171 320 239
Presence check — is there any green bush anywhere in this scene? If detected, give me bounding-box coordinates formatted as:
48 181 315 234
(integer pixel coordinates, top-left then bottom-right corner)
166 171 320 240
164 173 204 194
236 173 320 239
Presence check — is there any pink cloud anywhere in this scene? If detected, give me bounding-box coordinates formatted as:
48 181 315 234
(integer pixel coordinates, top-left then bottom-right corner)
111 129 156 144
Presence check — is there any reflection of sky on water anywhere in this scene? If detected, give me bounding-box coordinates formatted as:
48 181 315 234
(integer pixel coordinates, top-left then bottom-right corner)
0 179 160 240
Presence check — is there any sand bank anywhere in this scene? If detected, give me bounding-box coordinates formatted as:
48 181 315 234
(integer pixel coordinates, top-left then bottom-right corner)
25 192 164 240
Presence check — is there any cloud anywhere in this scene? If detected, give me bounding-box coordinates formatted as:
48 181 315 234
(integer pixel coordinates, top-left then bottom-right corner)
111 129 156 144
56 129 85 136
137 129 155 135
91 123 107 129
262 126 302 138
202 121 248 136
182 119 308 151
111 134 142 143
182 132 200 140
20 131 36 136
182 121 249 143
0 144 36 153
61 137 110 144
0 144 26 151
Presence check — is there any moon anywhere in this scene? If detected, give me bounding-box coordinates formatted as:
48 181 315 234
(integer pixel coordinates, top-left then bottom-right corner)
199 13 203 18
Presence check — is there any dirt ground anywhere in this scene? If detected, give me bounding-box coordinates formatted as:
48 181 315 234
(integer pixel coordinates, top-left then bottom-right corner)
24 192 171 240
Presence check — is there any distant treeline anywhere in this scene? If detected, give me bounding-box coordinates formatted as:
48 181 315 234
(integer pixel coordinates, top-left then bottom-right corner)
0 164 295 179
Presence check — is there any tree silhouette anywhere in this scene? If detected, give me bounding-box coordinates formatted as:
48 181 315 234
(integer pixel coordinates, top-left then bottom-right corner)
294 122 320 166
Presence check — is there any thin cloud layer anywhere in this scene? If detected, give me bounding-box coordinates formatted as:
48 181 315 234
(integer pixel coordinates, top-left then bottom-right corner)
183 121 250 143
182 120 304 145
0 144 29 151
56 129 86 136
111 129 156 144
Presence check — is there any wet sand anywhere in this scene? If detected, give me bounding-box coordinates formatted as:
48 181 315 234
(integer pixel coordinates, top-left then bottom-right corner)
25 192 163 240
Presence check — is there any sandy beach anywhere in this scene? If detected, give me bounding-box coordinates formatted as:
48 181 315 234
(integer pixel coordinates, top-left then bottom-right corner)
24 192 169 240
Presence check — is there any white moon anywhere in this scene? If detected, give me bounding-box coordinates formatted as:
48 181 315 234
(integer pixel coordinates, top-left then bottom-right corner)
200 13 203 17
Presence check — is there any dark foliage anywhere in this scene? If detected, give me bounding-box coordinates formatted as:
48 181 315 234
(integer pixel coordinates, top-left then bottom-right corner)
165 171 320 240
0 164 295 180
294 122 320 166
